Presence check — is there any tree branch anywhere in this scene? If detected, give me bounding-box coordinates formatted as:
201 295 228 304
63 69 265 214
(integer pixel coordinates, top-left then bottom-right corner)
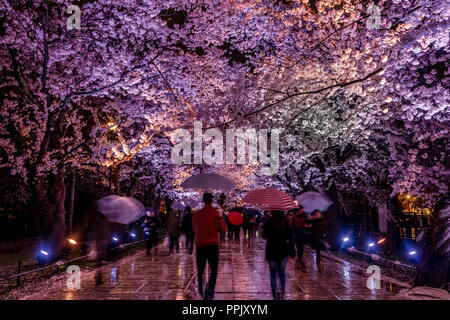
208 68 383 129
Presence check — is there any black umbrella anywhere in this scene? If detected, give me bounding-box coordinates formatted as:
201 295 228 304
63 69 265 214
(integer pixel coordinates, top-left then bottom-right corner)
243 208 261 217
230 206 245 213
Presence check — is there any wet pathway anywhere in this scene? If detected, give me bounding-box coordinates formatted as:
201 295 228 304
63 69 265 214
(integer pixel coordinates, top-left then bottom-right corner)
17 236 411 300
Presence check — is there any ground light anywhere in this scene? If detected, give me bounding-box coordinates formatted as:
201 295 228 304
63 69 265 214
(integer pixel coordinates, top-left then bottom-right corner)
339 236 352 251
111 236 120 249
66 238 78 260
37 249 50 266
367 242 376 253
407 249 419 263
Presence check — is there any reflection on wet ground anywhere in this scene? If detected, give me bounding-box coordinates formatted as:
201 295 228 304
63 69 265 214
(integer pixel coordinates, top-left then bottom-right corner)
23 237 411 300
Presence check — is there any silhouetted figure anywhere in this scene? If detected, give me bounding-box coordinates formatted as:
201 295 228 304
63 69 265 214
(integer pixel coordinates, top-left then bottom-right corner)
291 206 309 272
167 212 181 255
142 211 160 256
308 210 327 269
263 210 295 300
181 206 195 255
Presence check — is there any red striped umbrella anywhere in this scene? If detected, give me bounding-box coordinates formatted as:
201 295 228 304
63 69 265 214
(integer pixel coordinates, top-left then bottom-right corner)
242 188 298 211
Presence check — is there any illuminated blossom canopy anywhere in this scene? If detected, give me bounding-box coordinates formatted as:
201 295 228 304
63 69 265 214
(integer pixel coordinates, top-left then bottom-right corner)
0 0 448 253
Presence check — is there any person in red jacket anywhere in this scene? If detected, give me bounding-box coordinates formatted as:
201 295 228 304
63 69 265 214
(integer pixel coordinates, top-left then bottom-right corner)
291 206 310 272
192 193 224 300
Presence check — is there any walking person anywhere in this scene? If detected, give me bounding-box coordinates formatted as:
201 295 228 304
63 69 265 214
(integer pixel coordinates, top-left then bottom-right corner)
308 209 327 270
233 222 241 241
181 206 195 254
167 212 181 255
262 210 296 300
248 214 257 240
291 206 310 272
242 212 249 239
256 212 264 238
142 210 160 256
193 193 224 300
219 210 227 241
226 212 233 239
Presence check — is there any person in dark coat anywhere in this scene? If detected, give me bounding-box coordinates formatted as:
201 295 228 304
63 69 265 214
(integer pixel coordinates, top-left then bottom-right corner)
181 206 195 254
262 210 295 300
308 210 327 269
142 210 161 256
232 215 241 241
166 212 181 255
218 210 227 241
247 214 257 240
255 213 263 238
226 212 233 239
242 213 250 239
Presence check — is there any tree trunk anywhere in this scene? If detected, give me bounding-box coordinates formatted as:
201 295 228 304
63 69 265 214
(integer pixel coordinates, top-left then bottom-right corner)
67 168 76 231
34 169 67 260
112 164 121 195
108 166 112 193
325 183 341 249
415 196 450 289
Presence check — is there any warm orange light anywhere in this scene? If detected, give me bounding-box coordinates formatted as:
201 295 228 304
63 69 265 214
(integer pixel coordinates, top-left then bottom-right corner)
107 122 118 131
377 238 386 244
406 194 411 199
67 238 77 245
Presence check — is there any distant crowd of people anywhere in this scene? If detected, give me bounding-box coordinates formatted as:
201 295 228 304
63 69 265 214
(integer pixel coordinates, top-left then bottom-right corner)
141 193 328 300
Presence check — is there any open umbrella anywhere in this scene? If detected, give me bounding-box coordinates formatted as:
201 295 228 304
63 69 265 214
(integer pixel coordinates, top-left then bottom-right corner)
295 191 333 214
97 195 144 225
181 173 235 190
230 206 245 213
182 198 200 209
171 198 200 211
242 188 297 211
141 207 156 217
243 208 261 217
171 200 186 211
228 211 243 226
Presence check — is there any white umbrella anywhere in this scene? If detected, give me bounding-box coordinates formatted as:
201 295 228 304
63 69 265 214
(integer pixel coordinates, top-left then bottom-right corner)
296 191 333 214
171 200 186 211
97 195 144 225
181 173 235 190
172 198 200 211
183 198 200 209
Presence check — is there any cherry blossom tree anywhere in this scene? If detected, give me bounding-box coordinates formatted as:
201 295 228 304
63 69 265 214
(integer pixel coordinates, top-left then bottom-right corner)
0 0 448 259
